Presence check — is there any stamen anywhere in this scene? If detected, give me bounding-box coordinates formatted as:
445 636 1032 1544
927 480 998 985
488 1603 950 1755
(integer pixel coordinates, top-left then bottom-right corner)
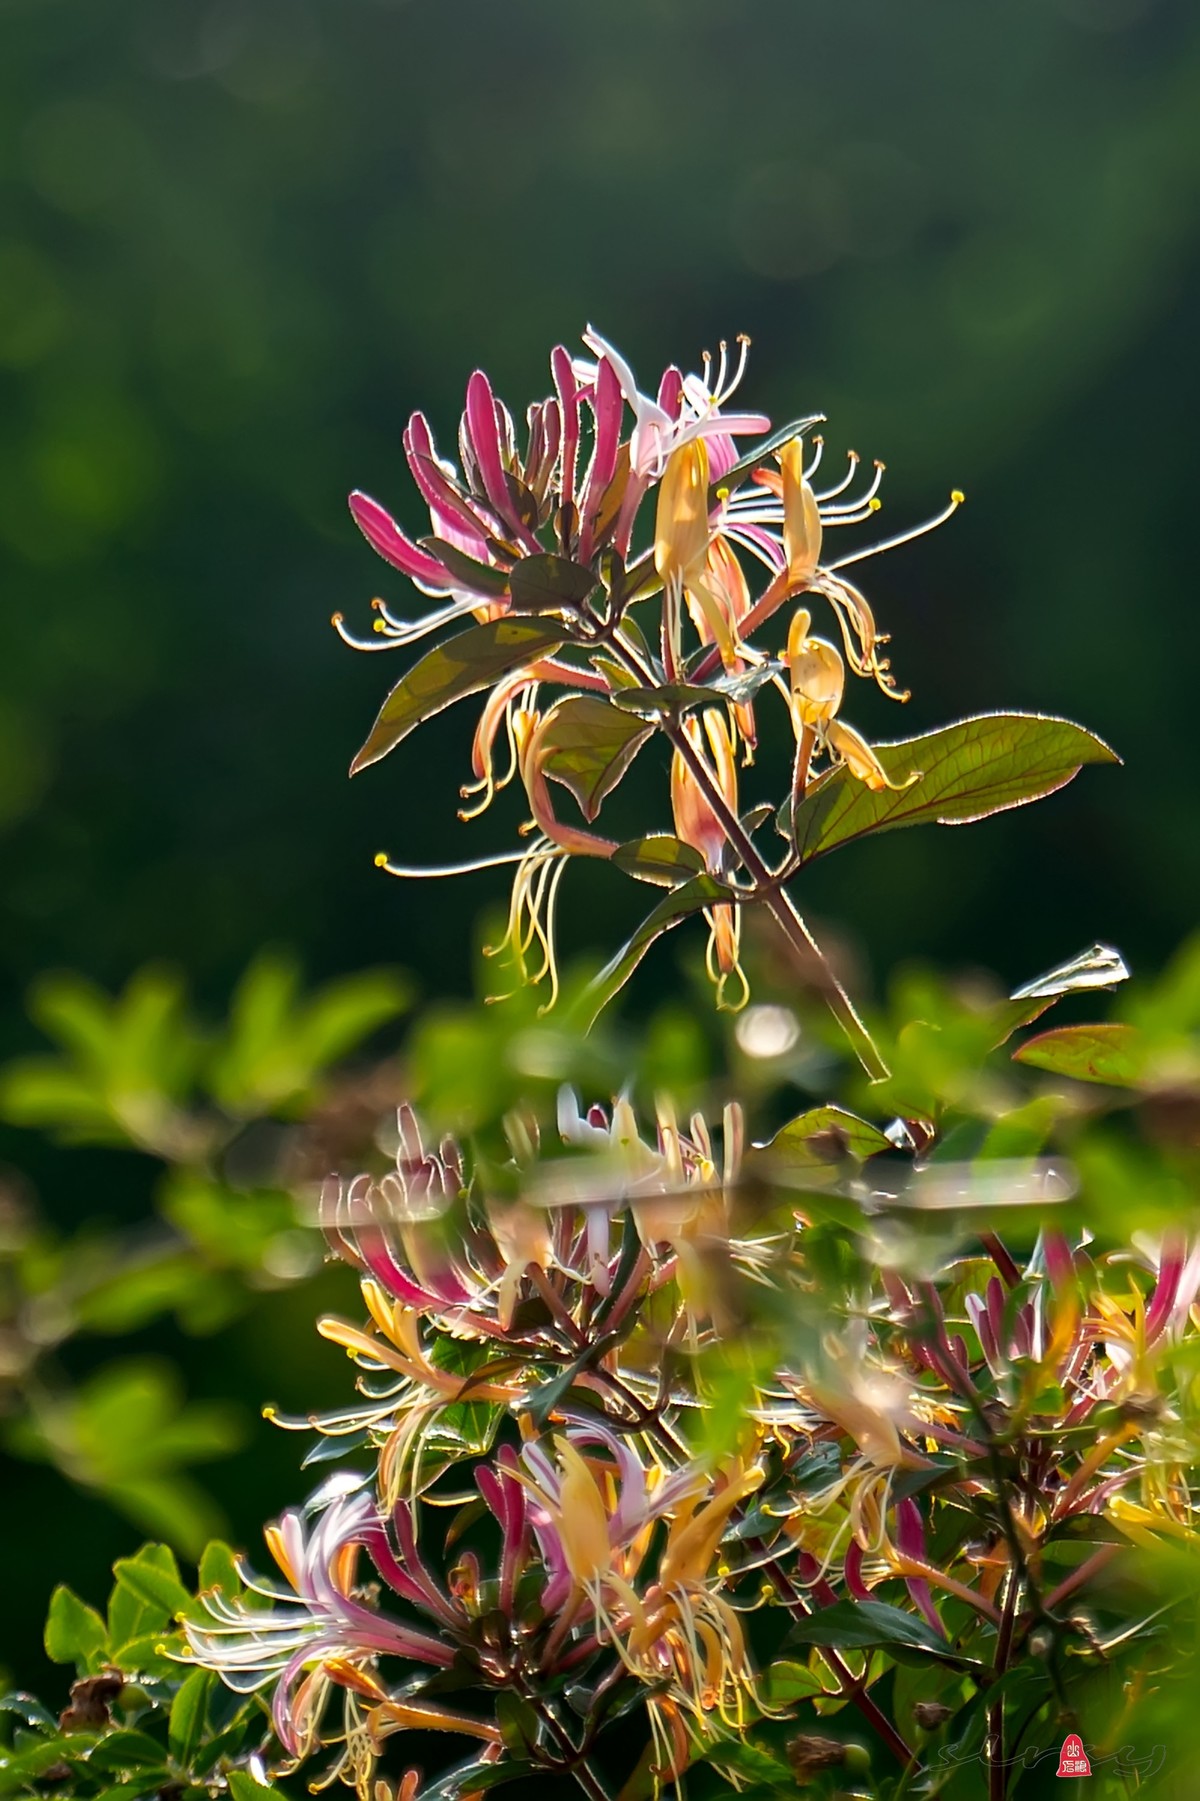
803 436 825 481
827 490 964 572
815 451 859 502
373 846 553 879
330 613 409 652
822 459 885 515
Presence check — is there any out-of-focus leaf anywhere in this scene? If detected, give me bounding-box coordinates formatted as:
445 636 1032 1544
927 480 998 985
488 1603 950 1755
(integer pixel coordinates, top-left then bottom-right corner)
419 1757 543 1798
750 1105 892 1171
0 1732 97 1783
350 619 564 774
168 1667 212 1767
210 955 409 1113
43 1586 108 1670
226 1772 280 1799
0 1695 57 1733
611 834 705 888
1013 1022 1145 1086
507 552 597 613
535 697 652 821
790 713 1118 864
571 874 734 1029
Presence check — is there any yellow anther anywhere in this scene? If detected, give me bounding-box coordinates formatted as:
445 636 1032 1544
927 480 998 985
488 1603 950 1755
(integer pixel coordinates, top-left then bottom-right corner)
373 619 386 633
374 851 388 867
716 486 730 500
868 497 882 512
951 489 965 504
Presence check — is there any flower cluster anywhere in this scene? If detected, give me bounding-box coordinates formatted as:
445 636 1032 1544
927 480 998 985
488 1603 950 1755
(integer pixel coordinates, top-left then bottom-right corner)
182 1097 1200 1799
341 330 962 1024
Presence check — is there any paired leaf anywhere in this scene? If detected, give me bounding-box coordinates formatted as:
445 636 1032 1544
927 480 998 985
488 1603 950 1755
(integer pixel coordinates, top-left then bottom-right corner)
350 619 564 774
415 537 510 598
507 553 597 614
1013 1022 1144 1087
536 697 652 821
168 1667 212 1768
787 1598 958 1660
571 874 734 1030
790 712 1118 864
611 834 705 888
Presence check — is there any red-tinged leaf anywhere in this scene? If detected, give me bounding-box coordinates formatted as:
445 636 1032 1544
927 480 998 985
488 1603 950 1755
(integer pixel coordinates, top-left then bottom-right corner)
790 713 1119 865
1013 1022 1145 1086
350 619 564 774
536 697 652 821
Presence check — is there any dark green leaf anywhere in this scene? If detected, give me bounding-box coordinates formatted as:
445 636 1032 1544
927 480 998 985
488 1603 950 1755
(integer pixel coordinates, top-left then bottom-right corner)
536 697 652 821
708 414 825 500
0 1732 96 1783
350 619 564 775
507 553 597 614
786 1598 955 1658
1013 1022 1144 1086
302 1430 369 1467
44 1586 108 1670
168 1668 212 1767
790 713 1119 865
419 1757 543 1798
0 1695 57 1733
416 537 510 597
611 835 705 888
87 1728 170 1774
494 1692 540 1758
570 874 734 1029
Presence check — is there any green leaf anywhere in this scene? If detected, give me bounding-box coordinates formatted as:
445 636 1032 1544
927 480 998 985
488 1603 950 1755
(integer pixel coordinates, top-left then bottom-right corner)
44 1586 108 1670
0 1732 97 1784
415 536 511 597
507 552 597 614
570 873 733 1029
0 1694 58 1733
110 1545 190 1641
790 712 1119 865
168 1667 212 1767
349 618 564 775
751 1106 893 1171
197 1540 243 1599
227 1773 279 1799
786 1598 956 1658
494 1692 540 1758
536 697 652 821
1013 1022 1144 1086
611 834 705 888
87 1728 170 1774
708 413 825 500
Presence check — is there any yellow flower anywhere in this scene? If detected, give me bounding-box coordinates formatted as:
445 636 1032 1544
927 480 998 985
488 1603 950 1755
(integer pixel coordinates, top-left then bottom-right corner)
786 609 919 794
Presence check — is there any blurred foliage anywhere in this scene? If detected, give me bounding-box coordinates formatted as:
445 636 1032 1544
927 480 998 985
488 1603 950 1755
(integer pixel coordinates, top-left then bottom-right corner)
0 954 409 1555
2 932 1199 1795
2 0 1199 1022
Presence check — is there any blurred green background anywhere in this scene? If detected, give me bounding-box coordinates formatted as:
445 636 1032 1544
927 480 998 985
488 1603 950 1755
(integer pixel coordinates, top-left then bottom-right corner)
2 0 1199 1703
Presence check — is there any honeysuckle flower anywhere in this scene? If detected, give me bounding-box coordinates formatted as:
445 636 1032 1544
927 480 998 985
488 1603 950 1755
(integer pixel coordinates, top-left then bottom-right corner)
710 432 962 696
786 608 920 795
182 1493 454 1776
578 326 770 480
671 708 747 1008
